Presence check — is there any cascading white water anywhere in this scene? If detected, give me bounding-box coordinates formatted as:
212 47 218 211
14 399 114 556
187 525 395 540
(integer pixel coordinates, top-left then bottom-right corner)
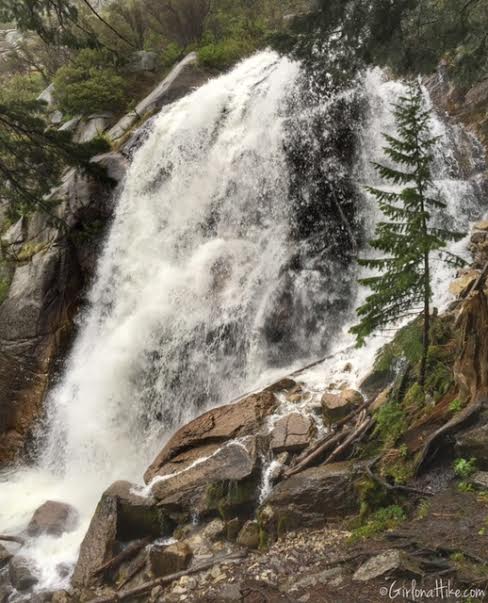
301 68 487 391
0 55 485 591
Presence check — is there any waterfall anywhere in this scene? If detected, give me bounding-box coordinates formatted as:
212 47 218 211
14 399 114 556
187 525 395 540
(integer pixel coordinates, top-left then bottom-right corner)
0 53 485 590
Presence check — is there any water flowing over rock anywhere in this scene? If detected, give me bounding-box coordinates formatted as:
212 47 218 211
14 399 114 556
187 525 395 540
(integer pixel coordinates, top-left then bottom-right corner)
27 500 78 537
0 51 486 591
145 391 277 483
9 556 38 591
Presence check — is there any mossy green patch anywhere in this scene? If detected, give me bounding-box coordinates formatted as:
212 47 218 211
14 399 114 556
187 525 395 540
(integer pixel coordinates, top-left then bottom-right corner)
350 504 406 542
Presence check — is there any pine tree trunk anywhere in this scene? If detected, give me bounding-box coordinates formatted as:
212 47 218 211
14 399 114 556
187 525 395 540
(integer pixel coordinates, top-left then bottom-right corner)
420 259 430 388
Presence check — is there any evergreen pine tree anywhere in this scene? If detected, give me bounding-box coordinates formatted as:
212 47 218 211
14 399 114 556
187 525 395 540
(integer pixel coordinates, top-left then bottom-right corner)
351 81 463 387
0 98 110 221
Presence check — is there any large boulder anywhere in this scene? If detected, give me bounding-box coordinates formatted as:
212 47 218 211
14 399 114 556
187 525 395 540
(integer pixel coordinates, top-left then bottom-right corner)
72 480 169 587
321 389 362 424
236 520 260 549
9 556 38 591
27 500 78 537
144 391 278 483
353 549 422 582
259 461 362 538
270 412 314 453
151 437 263 521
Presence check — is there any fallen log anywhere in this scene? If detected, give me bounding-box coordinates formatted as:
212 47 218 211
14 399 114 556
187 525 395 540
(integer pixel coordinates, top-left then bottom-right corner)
323 413 372 465
414 398 483 474
92 537 151 577
0 534 24 545
116 555 147 591
366 460 434 497
89 551 247 603
285 400 375 477
284 429 350 477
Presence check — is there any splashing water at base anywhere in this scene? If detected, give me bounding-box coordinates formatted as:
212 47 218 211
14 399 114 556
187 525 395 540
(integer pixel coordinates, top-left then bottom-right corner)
0 58 485 589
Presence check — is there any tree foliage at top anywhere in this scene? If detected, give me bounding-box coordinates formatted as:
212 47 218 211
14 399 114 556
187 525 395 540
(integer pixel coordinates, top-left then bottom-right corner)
0 98 108 221
53 48 128 115
351 82 464 385
278 0 488 88
0 0 94 48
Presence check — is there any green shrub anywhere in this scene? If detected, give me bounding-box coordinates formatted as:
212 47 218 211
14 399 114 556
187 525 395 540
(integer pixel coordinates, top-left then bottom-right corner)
161 43 184 68
0 73 44 104
374 401 407 448
198 38 256 70
54 49 128 116
350 505 406 541
449 398 464 413
453 457 477 480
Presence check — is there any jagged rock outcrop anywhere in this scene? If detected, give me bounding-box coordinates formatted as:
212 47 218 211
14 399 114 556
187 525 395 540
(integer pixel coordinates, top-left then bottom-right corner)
72 480 170 587
0 161 124 465
144 391 278 483
426 62 488 156
151 437 264 522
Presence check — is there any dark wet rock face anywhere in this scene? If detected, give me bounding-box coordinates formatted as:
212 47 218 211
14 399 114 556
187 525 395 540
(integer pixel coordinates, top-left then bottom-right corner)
259 461 362 538
0 545 12 569
9 556 38 591
0 167 120 466
72 480 171 587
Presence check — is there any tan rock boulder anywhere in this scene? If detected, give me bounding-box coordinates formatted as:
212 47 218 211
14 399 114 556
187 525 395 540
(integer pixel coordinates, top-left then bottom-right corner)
27 500 78 537
236 520 260 549
270 413 314 453
148 542 192 578
449 270 478 298
321 389 363 424
353 549 422 582
144 391 278 483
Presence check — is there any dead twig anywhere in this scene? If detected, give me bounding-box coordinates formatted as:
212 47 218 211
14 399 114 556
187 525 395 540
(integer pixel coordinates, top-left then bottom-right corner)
0 534 25 545
89 551 247 603
284 429 350 478
92 537 151 577
366 459 434 497
323 413 372 465
116 555 147 591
